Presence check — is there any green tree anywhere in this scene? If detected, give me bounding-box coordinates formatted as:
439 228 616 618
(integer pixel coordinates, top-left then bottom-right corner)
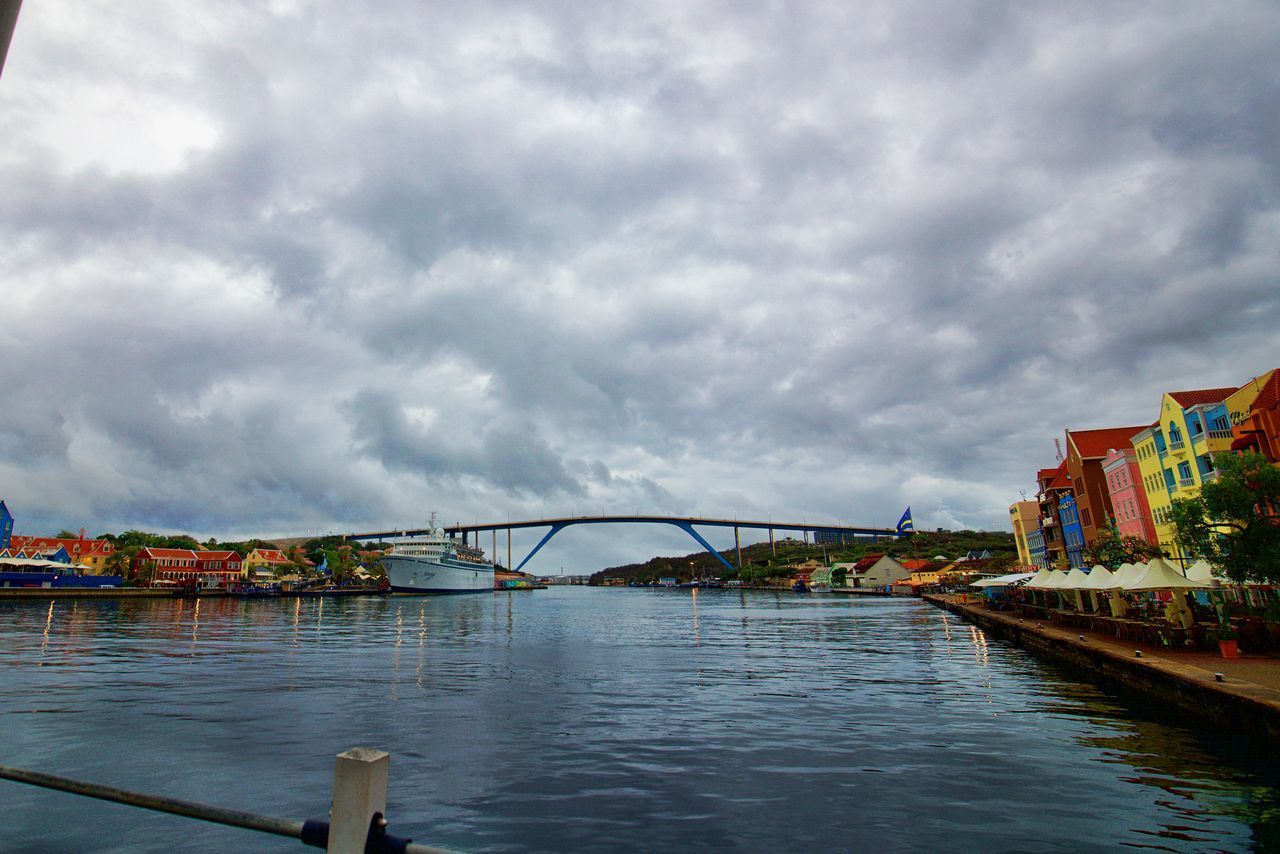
1084 525 1164 569
1170 451 1280 584
56 529 78 539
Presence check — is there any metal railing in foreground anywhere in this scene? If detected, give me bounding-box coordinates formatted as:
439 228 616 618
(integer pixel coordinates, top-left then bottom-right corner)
0 747 449 854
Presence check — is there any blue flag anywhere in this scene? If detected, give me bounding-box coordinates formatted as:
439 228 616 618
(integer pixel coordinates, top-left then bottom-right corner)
896 507 914 535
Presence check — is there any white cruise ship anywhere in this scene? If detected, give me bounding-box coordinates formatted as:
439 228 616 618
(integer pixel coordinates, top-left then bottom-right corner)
379 526 494 594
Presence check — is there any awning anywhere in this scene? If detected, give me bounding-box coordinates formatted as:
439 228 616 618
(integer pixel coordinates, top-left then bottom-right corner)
1079 565 1117 590
970 572 1036 588
1123 557 1212 591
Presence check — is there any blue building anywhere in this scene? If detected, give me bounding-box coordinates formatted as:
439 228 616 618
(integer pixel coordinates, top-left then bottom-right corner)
1057 494 1086 569
0 500 12 550
1026 527 1050 570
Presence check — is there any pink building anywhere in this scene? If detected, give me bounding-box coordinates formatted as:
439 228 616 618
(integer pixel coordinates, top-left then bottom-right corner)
1101 447 1157 544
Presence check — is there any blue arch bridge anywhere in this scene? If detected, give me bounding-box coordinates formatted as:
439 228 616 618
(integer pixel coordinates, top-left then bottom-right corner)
345 515 905 576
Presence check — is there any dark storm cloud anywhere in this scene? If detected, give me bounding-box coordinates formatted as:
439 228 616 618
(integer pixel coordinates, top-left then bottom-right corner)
1 1 1277 563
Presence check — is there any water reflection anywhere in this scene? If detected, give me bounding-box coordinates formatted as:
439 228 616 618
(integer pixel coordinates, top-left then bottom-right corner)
0 592 1277 852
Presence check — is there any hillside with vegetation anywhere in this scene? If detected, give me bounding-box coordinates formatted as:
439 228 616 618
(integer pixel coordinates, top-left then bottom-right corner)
589 529 1017 585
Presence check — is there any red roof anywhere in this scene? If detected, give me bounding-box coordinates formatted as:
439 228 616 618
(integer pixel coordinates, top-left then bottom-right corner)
1066 426 1149 459
251 549 290 563
852 554 885 573
1167 387 1238 408
1251 371 1280 411
137 547 199 560
9 536 113 556
1043 460 1070 491
196 551 241 562
900 558 930 570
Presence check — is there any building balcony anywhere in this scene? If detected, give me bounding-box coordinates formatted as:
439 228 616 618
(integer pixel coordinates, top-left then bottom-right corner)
1208 428 1233 440
1167 437 1186 453
1178 476 1195 489
1202 469 1220 483
1041 516 1057 527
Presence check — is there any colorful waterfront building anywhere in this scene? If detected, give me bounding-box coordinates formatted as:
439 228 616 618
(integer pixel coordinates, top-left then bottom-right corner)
1036 463 1073 569
242 547 292 580
1025 526 1049 570
132 547 198 579
1057 493 1086 569
1131 386 1239 560
1227 369 1280 462
0 500 12 550
8 535 115 574
1101 447 1157 544
194 550 243 586
1008 500 1040 567
1064 425 1150 547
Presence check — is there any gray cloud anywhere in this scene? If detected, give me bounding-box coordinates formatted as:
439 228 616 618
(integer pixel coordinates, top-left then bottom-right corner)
1 0 1277 568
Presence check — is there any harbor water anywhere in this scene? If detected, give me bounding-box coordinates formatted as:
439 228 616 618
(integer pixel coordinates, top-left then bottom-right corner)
2 588 1279 851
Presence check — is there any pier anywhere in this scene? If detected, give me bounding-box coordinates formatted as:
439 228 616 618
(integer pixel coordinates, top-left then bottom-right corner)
926 593 1280 741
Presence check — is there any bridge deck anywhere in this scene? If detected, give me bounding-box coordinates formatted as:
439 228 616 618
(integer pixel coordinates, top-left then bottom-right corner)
347 514 899 541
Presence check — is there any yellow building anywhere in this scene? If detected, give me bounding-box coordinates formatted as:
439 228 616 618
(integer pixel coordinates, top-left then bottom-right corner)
1008 501 1039 567
1131 386 1239 560
242 547 292 579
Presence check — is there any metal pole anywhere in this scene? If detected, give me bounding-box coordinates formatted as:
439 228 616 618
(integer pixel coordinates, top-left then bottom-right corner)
507 528 511 572
0 763 304 840
492 530 496 568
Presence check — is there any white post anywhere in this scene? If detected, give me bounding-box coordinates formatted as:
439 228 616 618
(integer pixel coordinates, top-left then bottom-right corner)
328 747 389 853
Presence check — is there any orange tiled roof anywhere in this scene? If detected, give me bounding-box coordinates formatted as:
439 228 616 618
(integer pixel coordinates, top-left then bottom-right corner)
1251 371 1280 411
852 553 885 573
9 536 114 556
196 551 241 561
137 547 199 560
1167 387 1238 408
1066 426 1150 459
900 558 930 570
251 549 291 563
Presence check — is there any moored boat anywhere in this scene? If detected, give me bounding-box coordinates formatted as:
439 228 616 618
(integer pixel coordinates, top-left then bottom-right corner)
380 526 494 594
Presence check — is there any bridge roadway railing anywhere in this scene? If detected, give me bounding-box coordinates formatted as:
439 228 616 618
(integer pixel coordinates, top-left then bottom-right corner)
0 747 448 854
346 515 903 575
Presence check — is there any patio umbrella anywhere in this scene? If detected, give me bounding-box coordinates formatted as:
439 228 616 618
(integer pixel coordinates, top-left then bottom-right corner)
1124 557 1211 592
1186 560 1218 586
1123 557 1211 629
1025 568 1055 589
1079 565 1117 613
1061 567 1092 609
970 572 1036 588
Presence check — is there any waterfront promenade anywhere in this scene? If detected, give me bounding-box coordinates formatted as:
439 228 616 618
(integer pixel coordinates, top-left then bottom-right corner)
926 593 1280 738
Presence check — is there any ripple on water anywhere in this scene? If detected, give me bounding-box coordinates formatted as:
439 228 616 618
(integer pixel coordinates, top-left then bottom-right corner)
0 590 1278 851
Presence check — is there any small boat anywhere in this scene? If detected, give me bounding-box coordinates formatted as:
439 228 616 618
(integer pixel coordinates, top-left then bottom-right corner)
809 583 832 594
791 580 808 593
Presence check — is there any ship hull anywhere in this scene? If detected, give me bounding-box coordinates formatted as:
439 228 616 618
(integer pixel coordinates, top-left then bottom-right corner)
381 554 494 594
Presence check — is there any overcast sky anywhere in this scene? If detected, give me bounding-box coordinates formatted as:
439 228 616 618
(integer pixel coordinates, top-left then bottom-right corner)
1 1 1277 571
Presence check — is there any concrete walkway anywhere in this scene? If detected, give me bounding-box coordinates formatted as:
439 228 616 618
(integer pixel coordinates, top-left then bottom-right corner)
926 593 1280 729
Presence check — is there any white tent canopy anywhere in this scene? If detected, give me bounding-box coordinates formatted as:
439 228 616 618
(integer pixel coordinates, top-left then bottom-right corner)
1186 560 1218 585
970 572 1036 588
1123 557 1212 592
1025 568 1056 589
1061 567 1091 589
1110 563 1141 588
1042 570 1070 589
1080 565 1117 590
